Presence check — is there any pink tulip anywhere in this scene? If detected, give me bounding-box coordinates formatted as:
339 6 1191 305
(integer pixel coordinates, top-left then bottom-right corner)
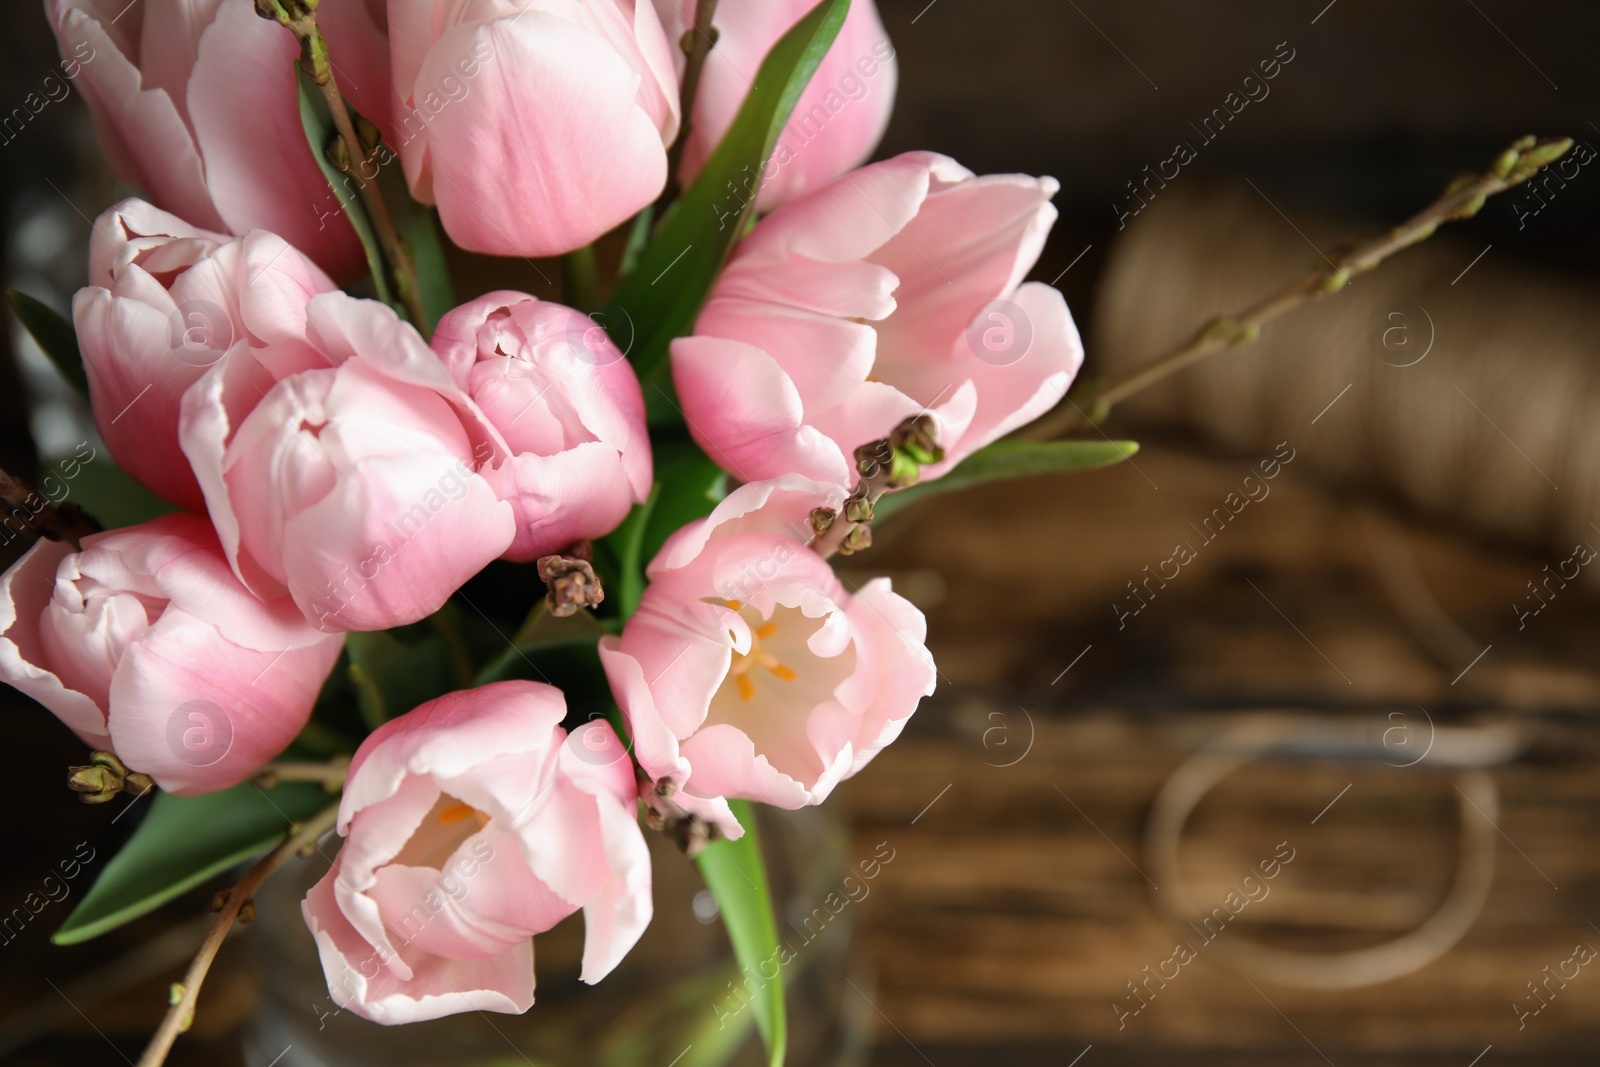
0 515 344 795
599 477 935 836
384 0 680 256
671 152 1084 488
180 291 516 631
301 681 651 1024
656 0 897 211
48 0 388 281
73 199 336 513
431 292 652 561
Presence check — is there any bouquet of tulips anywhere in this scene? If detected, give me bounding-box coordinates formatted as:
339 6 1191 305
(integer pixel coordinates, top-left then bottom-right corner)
3 0 1121 1062
6 0 1570 1063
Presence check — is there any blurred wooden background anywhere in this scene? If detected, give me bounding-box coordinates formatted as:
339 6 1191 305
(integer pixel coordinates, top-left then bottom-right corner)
4 0 1598 1064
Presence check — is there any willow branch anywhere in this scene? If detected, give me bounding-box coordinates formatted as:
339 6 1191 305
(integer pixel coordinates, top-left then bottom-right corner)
256 0 426 328
1028 135 1575 439
252 756 350 791
0 466 100 550
811 417 940 560
136 800 340 1067
664 0 722 197
810 476 886 561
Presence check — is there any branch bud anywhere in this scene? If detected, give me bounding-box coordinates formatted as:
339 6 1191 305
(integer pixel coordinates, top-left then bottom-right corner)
66 765 118 803
839 525 873 556
537 555 605 617
854 439 894 480
843 491 874 525
891 414 944 465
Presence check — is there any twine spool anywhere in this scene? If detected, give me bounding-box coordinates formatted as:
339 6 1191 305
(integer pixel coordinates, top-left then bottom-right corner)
1094 185 1600 583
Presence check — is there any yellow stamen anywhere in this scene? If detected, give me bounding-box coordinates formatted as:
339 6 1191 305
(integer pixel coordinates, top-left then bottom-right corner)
437 801 488 827
726 609 798 700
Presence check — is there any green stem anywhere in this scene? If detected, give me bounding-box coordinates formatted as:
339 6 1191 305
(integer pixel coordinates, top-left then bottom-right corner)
563 245 599 313
474 600 551 685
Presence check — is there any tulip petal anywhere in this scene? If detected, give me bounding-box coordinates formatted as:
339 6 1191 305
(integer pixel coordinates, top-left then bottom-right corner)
870 172 1060 374
672 336 850 486
931 281 1082 471
0 538 107 747
278 451 514 631
483 442 637 561
737 151 967 266
418 18 667 256
558 720 653 981
305 866 535 1024
106 608 342 794
186 0 365 279
74 286 210 511
342 681 569 822
50 6 224 232
597 640 743 840
695 295 880 415
680 723 816 809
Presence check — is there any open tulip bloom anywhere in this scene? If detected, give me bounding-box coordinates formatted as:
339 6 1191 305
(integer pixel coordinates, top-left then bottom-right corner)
4 0 1167 1062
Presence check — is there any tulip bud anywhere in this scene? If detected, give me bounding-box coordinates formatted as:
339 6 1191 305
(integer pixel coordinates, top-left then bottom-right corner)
49 0 380 280
301 683 650 1023
385 2 681 256
672 154 1082 490
599 476 935 840
4 517 344 796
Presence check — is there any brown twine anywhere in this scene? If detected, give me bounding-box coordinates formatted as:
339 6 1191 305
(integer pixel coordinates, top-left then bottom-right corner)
1093 184 1600 584
1144 716 1520 989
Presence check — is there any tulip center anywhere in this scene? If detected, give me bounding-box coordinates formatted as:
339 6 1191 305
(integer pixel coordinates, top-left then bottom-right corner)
437 800 491 830
390 792 491 872
723 600 797 702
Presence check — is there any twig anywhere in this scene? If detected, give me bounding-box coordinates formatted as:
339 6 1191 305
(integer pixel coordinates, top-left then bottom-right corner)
252 756 350 791
136 800 340 1067
1028 135 1574 438
811 417 941 560
255 0 426 329
0 465 100 550
664 0 723 198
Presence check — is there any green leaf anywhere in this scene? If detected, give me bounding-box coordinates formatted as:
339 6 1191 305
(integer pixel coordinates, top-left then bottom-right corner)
53 781 330 945
297 68 394 309
606 0 852 423
397 205 454 337
694 801 786 1067
378 160 455 337
875 439 1141 521
639 440 728 565
345 626 460 729
600 484 659 620
474 607 608 687
7 289 87 396
56 451 176 529
598 440 726 621
617 205 655 279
